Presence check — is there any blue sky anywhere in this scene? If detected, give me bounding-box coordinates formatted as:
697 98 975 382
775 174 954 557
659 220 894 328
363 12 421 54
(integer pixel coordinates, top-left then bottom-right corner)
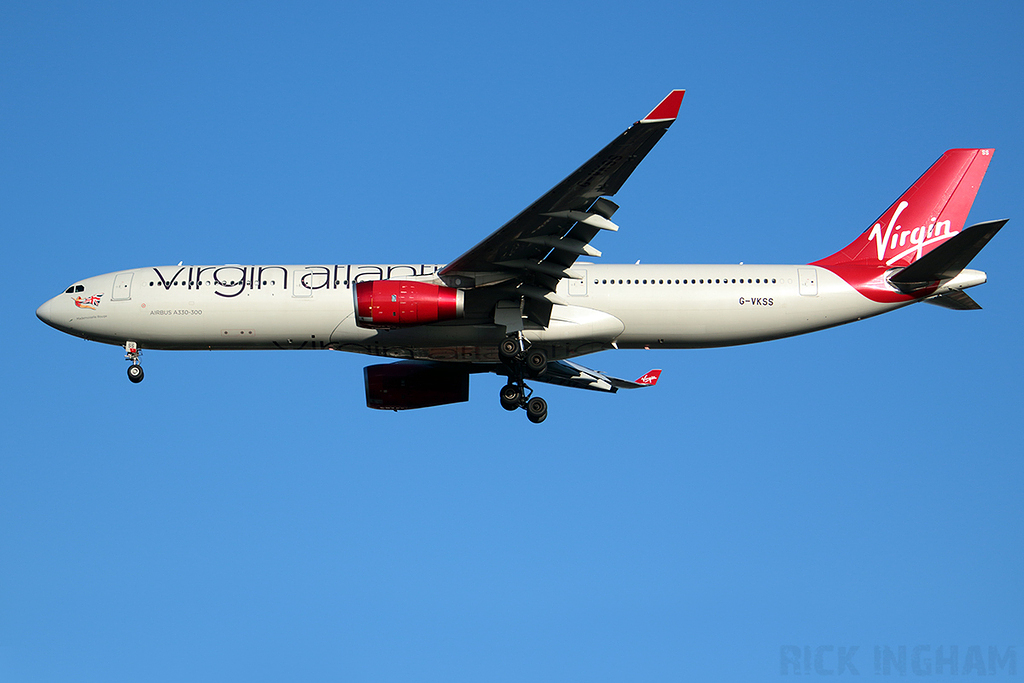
2 2 1021 681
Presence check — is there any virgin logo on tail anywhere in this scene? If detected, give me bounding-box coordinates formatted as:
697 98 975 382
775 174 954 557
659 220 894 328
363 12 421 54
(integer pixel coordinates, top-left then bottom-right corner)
867 201 957 266
635 369 662 386
815 149 992 272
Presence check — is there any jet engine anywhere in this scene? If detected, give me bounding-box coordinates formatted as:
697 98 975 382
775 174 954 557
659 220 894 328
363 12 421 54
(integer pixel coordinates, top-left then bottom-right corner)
364 362 470 410
354 280 465 329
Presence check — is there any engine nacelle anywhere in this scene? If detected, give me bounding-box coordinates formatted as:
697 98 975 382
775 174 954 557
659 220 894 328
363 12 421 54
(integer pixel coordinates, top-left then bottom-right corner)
354 280 465 329
364 362 469 410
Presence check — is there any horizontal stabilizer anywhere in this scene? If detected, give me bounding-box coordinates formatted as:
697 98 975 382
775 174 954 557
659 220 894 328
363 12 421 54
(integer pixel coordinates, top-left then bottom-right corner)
924 290 982 310
889 219 1007 292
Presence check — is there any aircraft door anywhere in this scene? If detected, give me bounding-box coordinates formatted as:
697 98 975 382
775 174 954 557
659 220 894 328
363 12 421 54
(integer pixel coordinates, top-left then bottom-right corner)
292 270 312 297
798 268 818 296
112 272 133 301
293 268 330 297
568 270 588 296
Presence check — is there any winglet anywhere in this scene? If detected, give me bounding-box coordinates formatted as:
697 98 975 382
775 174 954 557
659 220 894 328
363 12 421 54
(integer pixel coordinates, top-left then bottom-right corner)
642 90 685 123
634 369 662 386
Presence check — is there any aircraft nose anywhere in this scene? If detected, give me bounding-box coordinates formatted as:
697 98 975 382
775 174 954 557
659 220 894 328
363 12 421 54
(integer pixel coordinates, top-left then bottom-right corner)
36 299 54 326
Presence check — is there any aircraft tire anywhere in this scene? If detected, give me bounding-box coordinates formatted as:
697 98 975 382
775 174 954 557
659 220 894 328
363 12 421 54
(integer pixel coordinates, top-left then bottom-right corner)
499 338 519 361
499 384 521 411
127 364 144 384
526 349 547 376
526 396 547 423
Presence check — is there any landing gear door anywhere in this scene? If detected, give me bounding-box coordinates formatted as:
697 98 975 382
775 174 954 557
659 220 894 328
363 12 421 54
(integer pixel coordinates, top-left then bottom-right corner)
112 272 133 301
568 270 587 296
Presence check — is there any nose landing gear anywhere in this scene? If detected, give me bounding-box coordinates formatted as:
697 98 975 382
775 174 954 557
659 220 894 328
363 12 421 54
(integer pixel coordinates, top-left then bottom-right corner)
498 334 549 423
125 341 144 384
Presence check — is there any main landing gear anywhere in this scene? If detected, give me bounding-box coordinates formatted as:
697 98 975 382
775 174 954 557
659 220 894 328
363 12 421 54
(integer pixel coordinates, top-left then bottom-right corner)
125 341 144 384
498 334 548 423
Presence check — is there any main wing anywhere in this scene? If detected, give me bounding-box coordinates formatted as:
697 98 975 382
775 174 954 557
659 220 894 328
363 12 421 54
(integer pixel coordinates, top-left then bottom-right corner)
438 90 685 325
510 360 662 393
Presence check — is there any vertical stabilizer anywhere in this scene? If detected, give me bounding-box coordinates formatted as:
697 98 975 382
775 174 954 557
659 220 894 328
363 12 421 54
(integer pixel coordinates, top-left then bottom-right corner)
814 149 993 268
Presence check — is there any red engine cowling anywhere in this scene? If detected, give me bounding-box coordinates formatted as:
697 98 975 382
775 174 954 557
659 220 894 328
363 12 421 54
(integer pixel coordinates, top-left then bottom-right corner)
354 280 464 328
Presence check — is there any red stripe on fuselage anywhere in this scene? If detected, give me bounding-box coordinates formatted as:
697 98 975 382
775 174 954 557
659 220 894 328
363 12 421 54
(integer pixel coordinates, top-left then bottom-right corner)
820 265 935 304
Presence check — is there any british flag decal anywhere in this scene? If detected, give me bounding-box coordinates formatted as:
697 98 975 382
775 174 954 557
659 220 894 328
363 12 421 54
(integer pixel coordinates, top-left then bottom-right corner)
73 294 103 310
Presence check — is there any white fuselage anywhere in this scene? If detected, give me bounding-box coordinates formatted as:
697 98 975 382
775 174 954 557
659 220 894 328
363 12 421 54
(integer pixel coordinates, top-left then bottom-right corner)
38 262 982 363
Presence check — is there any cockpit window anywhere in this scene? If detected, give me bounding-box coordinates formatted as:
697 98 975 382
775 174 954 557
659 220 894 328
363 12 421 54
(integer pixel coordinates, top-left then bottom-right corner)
64 285 85 294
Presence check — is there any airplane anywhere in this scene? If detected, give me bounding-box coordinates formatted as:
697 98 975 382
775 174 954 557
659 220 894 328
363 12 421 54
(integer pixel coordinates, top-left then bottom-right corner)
36 89 1006 424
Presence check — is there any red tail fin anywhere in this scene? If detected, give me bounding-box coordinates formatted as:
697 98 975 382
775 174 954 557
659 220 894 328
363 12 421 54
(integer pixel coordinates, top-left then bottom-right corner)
814 149 993 268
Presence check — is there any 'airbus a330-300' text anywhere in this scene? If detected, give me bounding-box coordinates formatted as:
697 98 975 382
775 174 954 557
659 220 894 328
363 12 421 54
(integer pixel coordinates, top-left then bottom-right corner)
37 90 1006 423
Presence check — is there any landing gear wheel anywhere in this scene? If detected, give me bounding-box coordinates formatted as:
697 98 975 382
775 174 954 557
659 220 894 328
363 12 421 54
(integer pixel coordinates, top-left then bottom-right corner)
499 338 520 361
525 349 547 376
499 383 522 411
127 364 144 384
124 341 143 383
526 396 547 424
